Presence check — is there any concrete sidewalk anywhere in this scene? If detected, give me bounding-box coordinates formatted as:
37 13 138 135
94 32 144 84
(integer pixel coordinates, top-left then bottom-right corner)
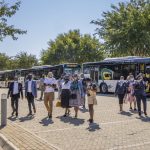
0 88 150 150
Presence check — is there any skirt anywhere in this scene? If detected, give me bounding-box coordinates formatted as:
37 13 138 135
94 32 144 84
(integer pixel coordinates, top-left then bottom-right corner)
61 89 71 108
88 96 97 105
69 90 84 107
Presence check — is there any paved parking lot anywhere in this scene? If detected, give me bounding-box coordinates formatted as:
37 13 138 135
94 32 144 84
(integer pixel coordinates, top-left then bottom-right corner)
0 88 150 150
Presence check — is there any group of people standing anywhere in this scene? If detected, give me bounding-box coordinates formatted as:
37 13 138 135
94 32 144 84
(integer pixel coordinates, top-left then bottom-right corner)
7 72 97 124
57 74 97 123
115 73 148 117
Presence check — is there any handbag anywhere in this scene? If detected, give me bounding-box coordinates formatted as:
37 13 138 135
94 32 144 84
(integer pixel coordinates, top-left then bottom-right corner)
56 100 61 107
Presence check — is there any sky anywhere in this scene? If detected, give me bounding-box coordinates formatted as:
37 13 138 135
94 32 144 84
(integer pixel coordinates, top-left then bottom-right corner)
0 0 128 59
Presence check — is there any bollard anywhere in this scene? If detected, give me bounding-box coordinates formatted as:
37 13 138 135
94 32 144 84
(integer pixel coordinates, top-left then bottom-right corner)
1 93 7 126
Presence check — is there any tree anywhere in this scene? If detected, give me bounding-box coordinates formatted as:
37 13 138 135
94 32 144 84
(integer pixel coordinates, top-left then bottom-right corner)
0 52 9 70
0 0 26 41
41 29 104 65
91 0 150 57
15 52 38 69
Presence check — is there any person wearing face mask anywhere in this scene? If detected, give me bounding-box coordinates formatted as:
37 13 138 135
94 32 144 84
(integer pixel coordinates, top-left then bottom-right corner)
126 75 137 111
69 74 84 118
60 75 71 117
7 76 23 117
25 74 37 116
115 76 126 112
134 74 148 117
44 72 57 119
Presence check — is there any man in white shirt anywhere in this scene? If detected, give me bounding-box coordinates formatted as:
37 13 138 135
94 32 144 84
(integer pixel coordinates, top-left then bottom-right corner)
7 76 23 117
25 74 37 116
44 72 57 118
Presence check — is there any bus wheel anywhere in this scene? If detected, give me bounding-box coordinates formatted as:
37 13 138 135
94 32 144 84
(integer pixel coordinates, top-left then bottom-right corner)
100 83 108 94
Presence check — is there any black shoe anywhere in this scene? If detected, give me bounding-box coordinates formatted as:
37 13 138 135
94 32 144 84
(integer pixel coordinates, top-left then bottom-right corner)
27 112 32 116
48 113 52 118
88 119 93 124
63 114 67 117
134 108 137 111
130 107 133 110
139 112 141 117
11 111 15 116
16 112 18 117
144 112 148 117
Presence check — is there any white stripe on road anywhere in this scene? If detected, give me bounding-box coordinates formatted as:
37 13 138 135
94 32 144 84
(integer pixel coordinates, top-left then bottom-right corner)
34 119 137 133
109 141 150 150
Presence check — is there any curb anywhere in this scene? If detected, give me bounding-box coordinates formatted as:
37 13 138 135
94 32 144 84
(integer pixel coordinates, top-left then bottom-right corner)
0 133 19 150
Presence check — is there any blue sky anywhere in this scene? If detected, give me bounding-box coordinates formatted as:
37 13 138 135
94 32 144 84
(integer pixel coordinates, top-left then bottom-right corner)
0 0 128 58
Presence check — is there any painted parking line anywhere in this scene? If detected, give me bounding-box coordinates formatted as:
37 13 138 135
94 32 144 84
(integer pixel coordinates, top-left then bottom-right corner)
34 119 137 133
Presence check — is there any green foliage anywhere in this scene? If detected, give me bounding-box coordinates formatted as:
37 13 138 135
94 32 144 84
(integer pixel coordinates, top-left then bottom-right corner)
91 0 150 57
41 29 104 65
0 0 26 41
0 53 9 70
15 52 38 69
0 52 38 70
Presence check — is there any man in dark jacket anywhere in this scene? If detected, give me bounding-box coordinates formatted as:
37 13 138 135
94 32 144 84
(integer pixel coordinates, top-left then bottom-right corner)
7 76 23 117
134 74 147 117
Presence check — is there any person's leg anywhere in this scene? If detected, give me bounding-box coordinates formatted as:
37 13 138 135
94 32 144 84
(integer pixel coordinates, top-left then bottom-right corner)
40 89 44 100
83 96 86 108
44 93 50 113
11 97 15 116
63 108 68 117
118 95 123 112
30 94 36 113
88 104 94 123
136 95 141 116
15 98 19 117
74 107 79 118
142 95 147 116
49 92 54 117
134 97 137 110
27 93 32 115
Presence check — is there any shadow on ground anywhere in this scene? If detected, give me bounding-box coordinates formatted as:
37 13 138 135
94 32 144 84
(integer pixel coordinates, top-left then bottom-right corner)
119 111 133 117
39 117 54 126
57 116 85 126
19 115 35 122
86 123 101 132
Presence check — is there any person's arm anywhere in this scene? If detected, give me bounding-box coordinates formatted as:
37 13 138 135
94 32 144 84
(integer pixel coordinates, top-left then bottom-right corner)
115 82 119 95
34 81 37 98
7 83 12 98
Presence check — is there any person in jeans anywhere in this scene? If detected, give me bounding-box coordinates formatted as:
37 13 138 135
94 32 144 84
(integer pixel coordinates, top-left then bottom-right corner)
134 74 148 117
7 76 23 117
115 76 126 112
44 72 57 118
25 74 37 116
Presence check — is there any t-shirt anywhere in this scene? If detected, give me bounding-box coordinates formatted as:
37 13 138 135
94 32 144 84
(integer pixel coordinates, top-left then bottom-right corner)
44 77 57 93
62 81 71 90
13 81 19 95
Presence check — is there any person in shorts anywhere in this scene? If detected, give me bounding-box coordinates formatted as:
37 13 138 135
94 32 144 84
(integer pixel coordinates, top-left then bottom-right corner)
87 78 97 123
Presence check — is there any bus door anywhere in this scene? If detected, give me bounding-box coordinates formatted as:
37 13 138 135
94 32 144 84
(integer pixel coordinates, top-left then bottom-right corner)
90 67 99 84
